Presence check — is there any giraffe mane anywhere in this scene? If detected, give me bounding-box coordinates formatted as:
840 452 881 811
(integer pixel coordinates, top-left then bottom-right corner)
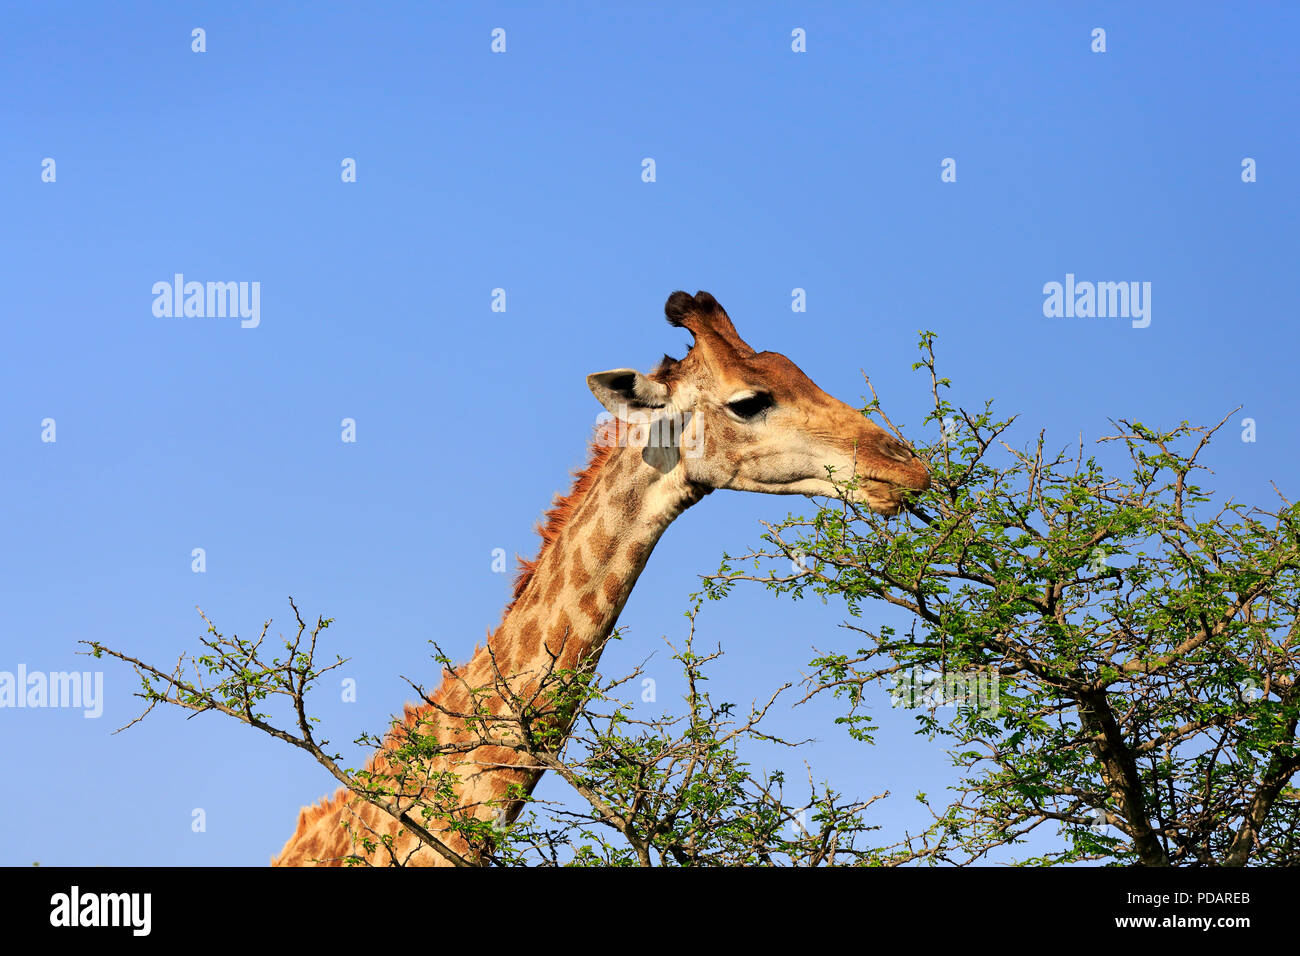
505 421 619 617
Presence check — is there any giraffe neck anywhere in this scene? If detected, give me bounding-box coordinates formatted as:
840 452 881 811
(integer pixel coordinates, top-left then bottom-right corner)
273 434 706 866
501 438 704 682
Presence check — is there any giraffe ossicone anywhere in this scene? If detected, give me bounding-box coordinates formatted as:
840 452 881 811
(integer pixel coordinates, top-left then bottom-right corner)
273 290 930 866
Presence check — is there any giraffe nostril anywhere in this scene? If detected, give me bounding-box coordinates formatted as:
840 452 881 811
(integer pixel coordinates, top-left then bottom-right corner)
880 440 914 463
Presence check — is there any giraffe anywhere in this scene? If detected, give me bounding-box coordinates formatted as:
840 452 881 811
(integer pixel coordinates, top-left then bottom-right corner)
273 290 930 866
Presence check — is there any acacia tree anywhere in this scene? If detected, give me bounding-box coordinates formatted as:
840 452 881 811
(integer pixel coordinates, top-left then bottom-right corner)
86 333 1299 865
87 601 892 866
705 333 1300 866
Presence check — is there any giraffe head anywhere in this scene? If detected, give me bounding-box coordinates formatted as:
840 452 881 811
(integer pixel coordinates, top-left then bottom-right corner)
587 291 930 515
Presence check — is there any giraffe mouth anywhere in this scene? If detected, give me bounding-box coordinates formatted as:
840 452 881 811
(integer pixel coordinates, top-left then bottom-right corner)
851 478 910 516
849 460 930 514
771 474 924 515
861 456 930 491
855 455 930 503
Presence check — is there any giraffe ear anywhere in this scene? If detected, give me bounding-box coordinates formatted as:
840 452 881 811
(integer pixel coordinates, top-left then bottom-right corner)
587 369 670 417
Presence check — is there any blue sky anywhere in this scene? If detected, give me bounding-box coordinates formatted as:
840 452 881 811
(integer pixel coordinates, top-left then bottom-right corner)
1 2 1296 865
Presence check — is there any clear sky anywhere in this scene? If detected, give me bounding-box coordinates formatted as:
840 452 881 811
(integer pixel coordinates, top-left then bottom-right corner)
2 2 1296 865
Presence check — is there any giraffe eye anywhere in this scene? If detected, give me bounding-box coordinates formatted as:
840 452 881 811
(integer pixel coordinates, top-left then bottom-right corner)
726 393 774 419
